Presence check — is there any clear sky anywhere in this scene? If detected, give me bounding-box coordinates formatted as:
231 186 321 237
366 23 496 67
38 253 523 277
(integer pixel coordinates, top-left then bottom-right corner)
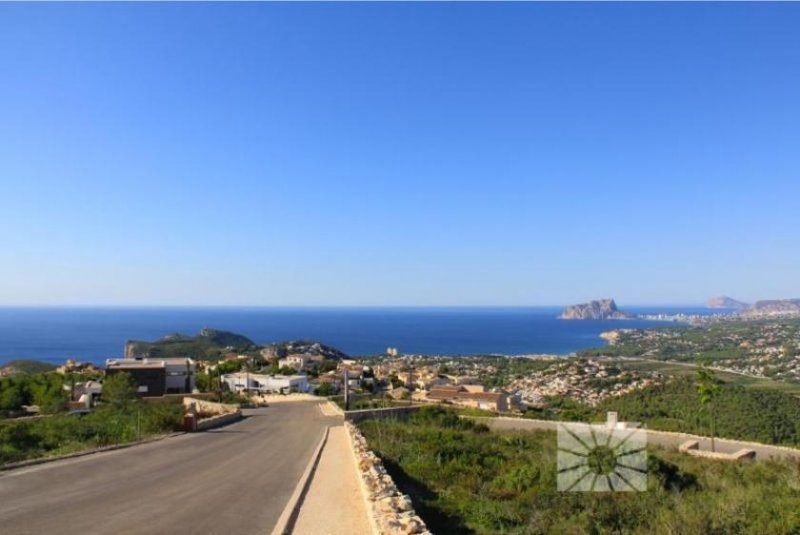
1 3 798 307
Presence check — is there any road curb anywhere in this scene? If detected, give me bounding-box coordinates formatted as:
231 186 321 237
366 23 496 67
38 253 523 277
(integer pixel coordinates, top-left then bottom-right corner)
270 425 330 535
0 431 186 473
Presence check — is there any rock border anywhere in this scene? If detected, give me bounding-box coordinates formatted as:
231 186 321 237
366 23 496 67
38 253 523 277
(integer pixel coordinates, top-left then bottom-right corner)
345 421 431 535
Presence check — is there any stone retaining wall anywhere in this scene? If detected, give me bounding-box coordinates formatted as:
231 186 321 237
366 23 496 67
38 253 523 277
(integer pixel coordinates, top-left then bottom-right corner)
196 410 242 431
182 397 240 416
344 405 425 424
345 421 431 535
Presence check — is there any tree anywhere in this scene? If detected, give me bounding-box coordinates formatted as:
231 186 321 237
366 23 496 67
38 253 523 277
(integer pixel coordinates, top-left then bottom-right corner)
102 372 137 409
315 382 334 397
696 360 721 452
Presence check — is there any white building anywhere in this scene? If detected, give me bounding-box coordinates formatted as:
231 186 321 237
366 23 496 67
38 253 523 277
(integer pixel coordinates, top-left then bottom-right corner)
222 373 310 394
278 354 310 371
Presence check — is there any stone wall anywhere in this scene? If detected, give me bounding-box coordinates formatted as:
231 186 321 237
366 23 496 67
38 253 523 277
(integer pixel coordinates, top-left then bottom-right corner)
196 411 242 431
345 421 431 535
182 397 239 416
343 405 425 424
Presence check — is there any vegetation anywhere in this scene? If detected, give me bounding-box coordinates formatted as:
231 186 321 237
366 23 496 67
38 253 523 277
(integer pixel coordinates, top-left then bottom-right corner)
102 372 137 409
359 406 800 535
595 378 800 447
0 372 68 417
514 377 800 447
0 402 183 465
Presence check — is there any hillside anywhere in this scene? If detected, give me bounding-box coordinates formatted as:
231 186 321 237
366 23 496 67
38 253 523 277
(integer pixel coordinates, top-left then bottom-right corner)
596 378 800 446
124 328 258 360
260 340 348 361
0 359 57 376
746 298 800 317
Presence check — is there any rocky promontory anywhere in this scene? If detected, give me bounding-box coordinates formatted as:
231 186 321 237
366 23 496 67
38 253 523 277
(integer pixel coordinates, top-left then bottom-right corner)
558 299 635 320
706 296 749 310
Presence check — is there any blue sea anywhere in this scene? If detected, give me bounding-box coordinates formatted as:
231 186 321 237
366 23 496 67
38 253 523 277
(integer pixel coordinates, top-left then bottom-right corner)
0 306 718 366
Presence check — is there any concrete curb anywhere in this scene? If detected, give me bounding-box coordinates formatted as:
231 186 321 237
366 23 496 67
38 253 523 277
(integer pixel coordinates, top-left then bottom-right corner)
270 426 330 535
0 431 185 472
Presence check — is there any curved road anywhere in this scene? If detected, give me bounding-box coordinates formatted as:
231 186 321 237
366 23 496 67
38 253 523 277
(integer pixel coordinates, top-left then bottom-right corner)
0 401 336 535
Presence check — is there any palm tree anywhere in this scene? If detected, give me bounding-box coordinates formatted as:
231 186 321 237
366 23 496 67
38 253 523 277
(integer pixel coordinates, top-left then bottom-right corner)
696 359 721 452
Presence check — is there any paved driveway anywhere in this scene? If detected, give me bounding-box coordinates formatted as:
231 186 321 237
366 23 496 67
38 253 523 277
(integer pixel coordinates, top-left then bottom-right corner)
0 401 336 535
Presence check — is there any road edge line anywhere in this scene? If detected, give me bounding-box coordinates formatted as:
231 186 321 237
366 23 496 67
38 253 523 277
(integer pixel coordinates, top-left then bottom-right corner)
270 425 330 535
0 431 186 473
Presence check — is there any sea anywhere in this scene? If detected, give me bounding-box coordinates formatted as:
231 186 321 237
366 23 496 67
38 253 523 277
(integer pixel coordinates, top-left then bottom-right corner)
0 306 719 367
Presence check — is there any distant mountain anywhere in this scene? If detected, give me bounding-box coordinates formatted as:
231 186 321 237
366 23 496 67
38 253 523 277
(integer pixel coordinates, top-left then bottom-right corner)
558 299 635 320
260 340 349 361
124 328 257 360
0 359 57 376
745 299 800 317
706 296 750 310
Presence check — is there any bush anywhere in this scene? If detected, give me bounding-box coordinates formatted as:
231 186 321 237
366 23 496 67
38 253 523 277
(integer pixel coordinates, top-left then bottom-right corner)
359 407 800 535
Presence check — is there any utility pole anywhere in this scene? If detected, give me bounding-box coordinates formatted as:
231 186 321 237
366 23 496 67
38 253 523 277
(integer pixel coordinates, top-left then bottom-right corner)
343 369 350 411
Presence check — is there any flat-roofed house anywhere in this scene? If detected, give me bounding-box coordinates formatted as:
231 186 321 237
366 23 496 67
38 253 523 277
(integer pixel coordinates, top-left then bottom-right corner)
105 357 196 397
426 385 513 412
106 360 167 397
221 372 310 394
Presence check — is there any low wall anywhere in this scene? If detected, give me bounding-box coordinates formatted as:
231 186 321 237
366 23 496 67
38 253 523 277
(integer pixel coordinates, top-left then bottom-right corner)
196 411 242 431
344 405 425 424
679 440 756 462
144 393 217 404
464 415 800 461
182 397 240 416
345 422 430 535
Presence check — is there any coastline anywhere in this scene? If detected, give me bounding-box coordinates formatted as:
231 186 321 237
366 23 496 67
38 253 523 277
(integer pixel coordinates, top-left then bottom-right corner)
0 306 714 367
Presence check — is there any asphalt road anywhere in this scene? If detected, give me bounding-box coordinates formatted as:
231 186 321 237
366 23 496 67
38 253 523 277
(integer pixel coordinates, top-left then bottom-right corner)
479 417 800 461
0 401 336 535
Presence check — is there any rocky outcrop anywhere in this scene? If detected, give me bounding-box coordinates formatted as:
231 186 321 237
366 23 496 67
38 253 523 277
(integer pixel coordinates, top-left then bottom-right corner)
706 296 749 310
558 299 635 320
124 328 257 359
346 421 430 535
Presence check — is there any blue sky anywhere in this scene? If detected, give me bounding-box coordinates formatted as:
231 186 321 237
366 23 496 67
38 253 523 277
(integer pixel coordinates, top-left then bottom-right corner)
0 3 798 306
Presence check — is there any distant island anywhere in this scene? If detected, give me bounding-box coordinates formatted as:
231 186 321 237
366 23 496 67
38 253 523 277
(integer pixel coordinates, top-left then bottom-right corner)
558 299 635 320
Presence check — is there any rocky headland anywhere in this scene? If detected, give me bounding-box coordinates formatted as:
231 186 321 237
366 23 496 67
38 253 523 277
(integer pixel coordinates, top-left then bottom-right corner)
558 299 635 320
